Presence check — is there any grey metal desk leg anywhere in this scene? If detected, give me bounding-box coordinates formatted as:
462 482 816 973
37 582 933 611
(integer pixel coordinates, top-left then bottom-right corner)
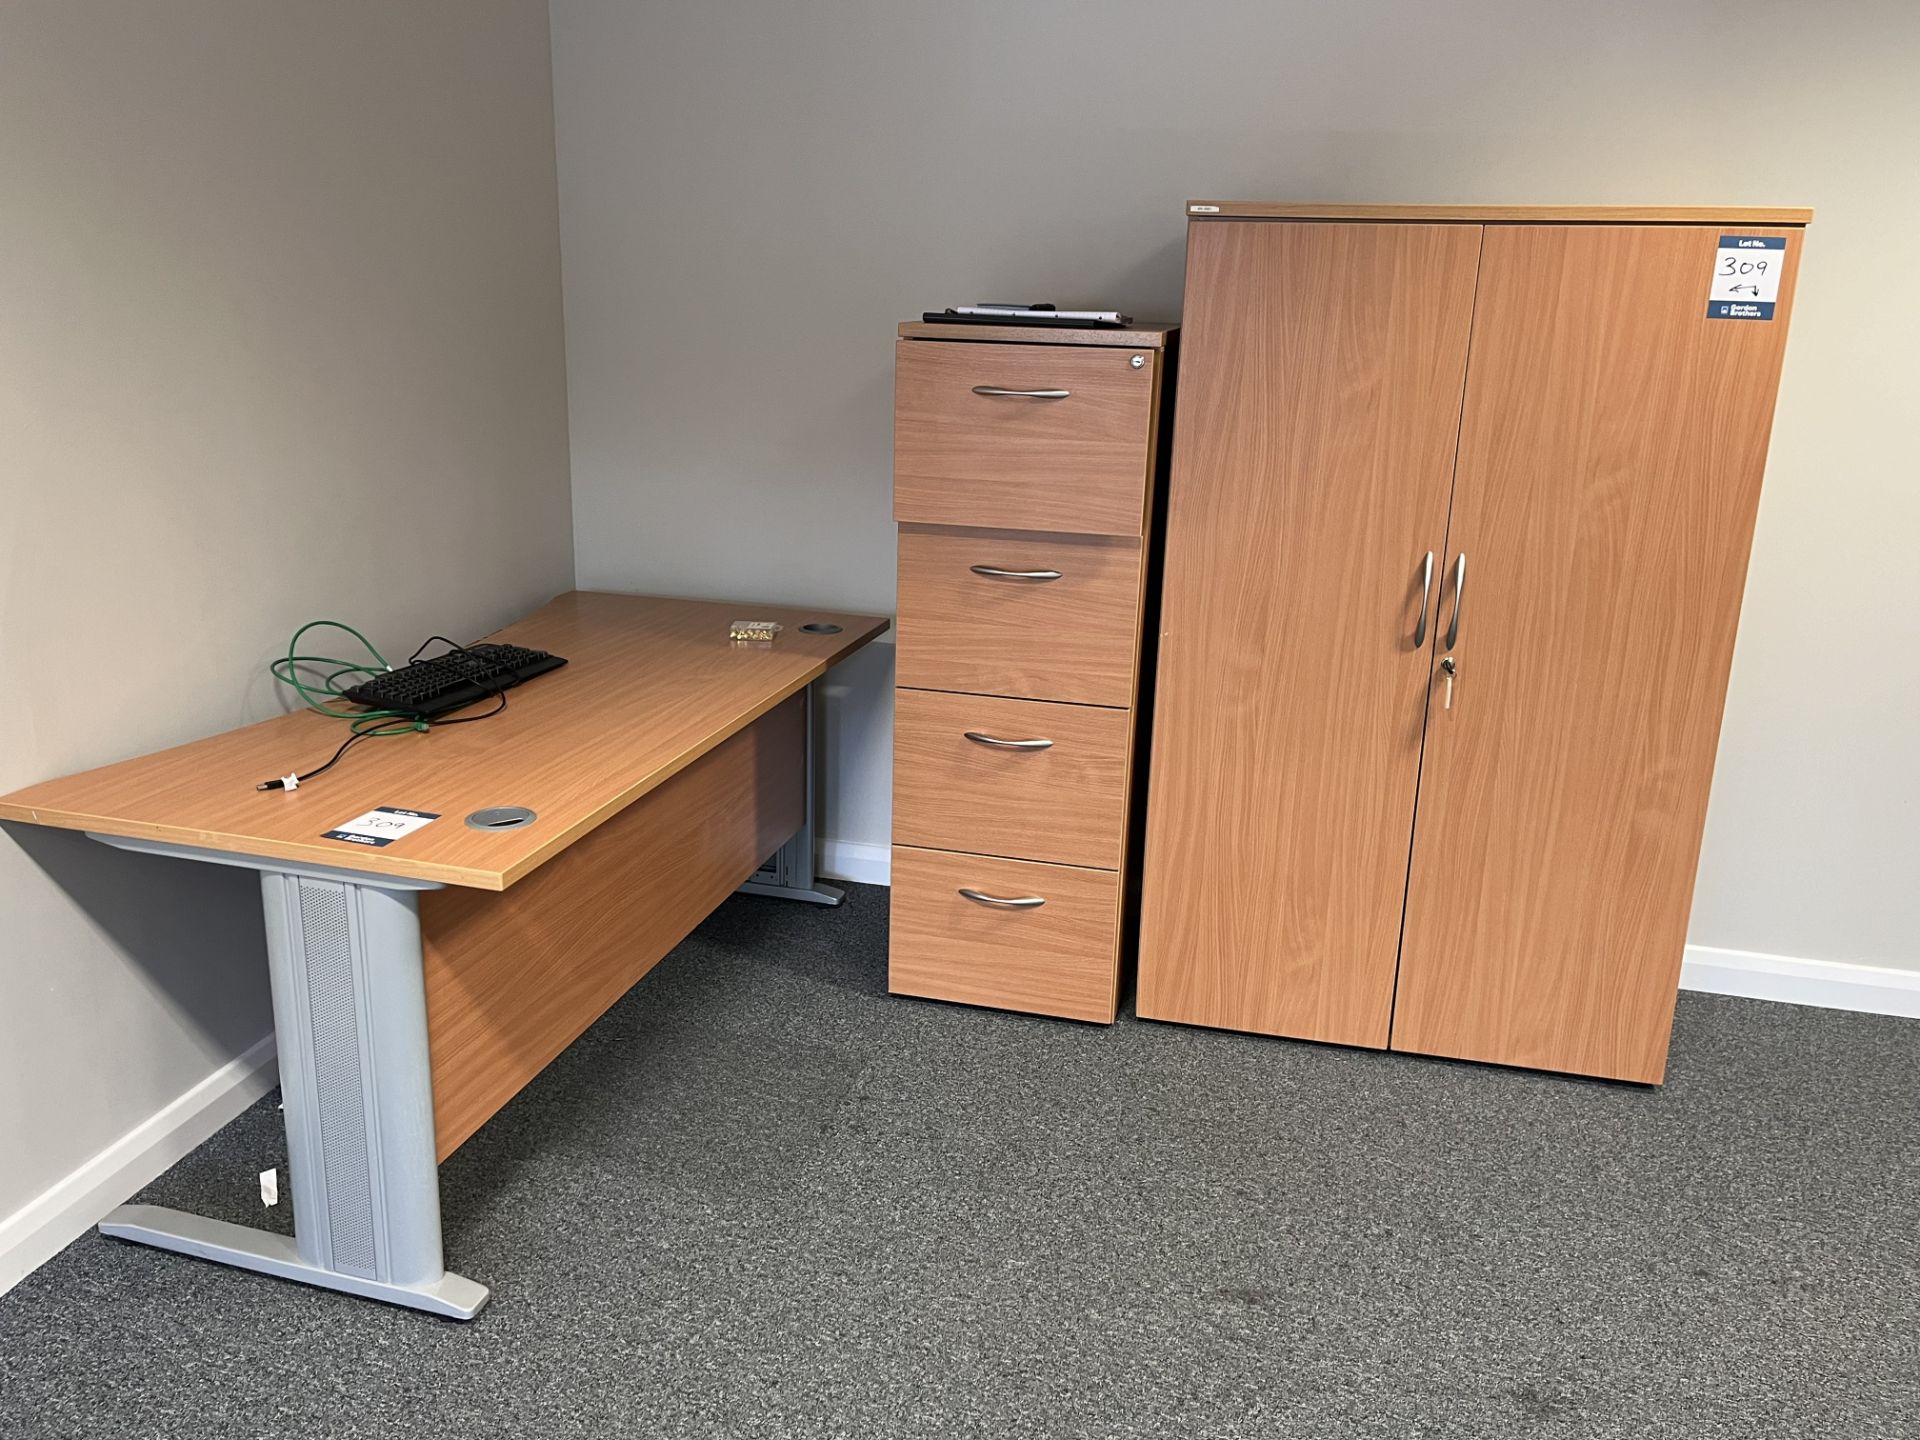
738 681 844 906
91 846 489 1320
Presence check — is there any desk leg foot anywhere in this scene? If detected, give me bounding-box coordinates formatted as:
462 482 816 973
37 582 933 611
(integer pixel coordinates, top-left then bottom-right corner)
100 1205 489 1320
739 682 845 906
738 875 844 906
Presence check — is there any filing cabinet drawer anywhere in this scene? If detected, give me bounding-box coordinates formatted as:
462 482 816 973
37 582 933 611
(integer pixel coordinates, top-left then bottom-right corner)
893 689 1132 870
888 845 1121 1023
894 340 1158 536
896 525 1143 707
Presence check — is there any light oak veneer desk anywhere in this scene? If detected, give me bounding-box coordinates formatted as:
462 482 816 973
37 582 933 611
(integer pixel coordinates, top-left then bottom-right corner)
0 591 888 1318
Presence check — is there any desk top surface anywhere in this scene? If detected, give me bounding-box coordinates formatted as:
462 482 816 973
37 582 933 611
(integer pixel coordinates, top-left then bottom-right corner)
0 592 889 890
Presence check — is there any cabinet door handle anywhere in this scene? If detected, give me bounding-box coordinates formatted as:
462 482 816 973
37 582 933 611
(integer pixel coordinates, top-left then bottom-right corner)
958 888 1047 909
963 731 1054 751
1444 552 1467 651
971 386 1070 399
1413 551 1435 648
969 565 1062 581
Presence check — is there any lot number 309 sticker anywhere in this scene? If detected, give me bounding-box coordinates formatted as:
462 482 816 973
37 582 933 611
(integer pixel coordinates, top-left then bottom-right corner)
1707 236 1784 321
322 806 441 848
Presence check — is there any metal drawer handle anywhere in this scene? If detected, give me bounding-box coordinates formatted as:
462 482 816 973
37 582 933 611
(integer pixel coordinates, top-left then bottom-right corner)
971 386 1070 399
1444 552 1467 651
969 565 1062 581
1413 550 1435 649
958 888 1047 909
963 731 1054 751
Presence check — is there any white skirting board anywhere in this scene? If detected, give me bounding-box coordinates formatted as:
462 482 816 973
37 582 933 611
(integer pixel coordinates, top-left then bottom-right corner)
0 1033 278 1299
817 838 892 888
1679 946 1920 1019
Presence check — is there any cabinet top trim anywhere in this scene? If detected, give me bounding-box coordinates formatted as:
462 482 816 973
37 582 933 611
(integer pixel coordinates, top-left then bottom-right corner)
897 321 1176 347
1186 202 1812 226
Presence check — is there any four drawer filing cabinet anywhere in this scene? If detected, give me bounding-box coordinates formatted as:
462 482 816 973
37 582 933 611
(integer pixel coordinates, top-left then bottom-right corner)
888 320 1176 1023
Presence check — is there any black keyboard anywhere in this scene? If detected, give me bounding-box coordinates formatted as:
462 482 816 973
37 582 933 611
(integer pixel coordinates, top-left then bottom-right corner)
343 643 567 719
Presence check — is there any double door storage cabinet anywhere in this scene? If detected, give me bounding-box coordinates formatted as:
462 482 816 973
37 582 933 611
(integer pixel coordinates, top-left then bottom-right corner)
888 321 1175 1024
1139 203 1807 1082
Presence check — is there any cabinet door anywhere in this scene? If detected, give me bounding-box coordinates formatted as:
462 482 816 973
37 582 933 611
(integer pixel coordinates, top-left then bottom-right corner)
1391 225 1802 1082
1137 220 1481 1046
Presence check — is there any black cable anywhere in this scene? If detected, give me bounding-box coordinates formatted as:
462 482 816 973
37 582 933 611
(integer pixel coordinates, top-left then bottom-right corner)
257 727 386 790
431 688 508 725
402 634 512 721
407 635 471 664
419 633 514 721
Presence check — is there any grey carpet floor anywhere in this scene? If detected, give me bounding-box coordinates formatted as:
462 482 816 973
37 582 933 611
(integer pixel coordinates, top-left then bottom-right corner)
1 883 1915 1439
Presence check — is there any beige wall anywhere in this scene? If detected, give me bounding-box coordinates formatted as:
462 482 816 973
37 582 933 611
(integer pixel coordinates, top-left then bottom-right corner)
554 0 1920 971
0 1 573 1220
